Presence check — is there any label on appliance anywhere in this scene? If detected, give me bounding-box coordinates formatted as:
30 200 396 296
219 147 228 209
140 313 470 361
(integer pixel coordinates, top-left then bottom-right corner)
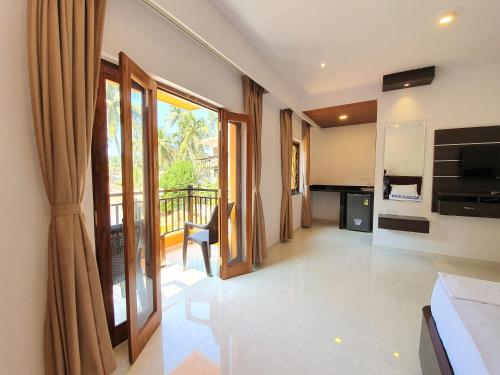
354 219 363 226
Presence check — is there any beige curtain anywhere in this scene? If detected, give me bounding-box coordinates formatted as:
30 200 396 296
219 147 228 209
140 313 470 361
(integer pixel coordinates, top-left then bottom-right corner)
27 1 116 374
280 109 293 241
301 121 312 227
243 77 267 264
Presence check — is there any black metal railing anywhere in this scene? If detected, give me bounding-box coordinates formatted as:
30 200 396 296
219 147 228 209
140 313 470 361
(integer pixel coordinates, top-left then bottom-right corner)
109 186 218 235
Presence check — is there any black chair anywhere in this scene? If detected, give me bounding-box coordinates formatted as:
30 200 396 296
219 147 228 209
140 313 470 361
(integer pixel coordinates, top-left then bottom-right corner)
183 203 234 277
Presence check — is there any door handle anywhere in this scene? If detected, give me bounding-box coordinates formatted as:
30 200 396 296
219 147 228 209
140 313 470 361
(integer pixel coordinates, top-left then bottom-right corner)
463 206 475 210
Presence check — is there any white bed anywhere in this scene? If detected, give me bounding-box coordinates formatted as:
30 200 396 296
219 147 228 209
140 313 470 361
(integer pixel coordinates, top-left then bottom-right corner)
431 274 500 375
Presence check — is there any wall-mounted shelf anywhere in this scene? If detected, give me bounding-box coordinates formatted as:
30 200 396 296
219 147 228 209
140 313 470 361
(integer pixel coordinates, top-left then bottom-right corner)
378 214 430 234
432 125 500 220
437 192 500 218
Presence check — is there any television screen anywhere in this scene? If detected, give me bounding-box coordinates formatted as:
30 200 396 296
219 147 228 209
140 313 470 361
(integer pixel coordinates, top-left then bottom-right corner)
462 144 500 179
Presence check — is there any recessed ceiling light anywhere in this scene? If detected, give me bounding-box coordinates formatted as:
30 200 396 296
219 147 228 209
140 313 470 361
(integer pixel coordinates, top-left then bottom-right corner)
439 12 456 25
338 114 348 120
403 83 410 87
393 352 401 358
334 337 342 344
320 62 326 68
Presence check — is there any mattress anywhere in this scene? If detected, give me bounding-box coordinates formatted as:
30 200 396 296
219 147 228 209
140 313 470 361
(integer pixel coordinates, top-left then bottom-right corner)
431 276 500 375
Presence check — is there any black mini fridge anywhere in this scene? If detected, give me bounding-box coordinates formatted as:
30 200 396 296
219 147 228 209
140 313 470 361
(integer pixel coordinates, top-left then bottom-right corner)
346 193 373 232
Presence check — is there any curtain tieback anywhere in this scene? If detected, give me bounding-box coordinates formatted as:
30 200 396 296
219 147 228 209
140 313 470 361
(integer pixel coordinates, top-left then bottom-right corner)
252 186 260 193
51 203 83 217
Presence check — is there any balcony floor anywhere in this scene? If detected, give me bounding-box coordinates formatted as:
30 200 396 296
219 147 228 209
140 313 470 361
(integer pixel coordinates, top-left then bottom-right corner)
113 242 220 325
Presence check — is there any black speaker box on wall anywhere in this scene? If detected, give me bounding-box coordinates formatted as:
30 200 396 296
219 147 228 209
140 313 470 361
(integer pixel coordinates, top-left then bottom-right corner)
382 66 435 92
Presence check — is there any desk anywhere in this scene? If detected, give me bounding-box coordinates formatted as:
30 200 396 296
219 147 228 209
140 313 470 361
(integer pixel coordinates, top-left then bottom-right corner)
310 184 374 230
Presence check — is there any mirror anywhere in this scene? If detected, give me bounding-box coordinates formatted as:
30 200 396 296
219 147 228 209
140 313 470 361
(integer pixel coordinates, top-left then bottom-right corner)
383 121 425 202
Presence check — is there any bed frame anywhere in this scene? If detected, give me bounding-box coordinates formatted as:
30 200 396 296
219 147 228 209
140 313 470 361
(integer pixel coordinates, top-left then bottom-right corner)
419 306 454 375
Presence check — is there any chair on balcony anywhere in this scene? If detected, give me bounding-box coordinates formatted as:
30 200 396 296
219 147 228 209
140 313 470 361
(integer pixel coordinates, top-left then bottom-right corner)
183 203 234 277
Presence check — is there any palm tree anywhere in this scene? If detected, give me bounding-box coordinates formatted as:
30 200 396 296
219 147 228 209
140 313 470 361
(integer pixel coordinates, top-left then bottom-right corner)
106 81 121 155
157 128 176 174
168 106 183 128
174 111 210 161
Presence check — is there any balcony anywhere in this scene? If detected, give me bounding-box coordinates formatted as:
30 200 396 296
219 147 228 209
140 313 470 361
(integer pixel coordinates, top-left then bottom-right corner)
109 186 218 234
109 186 219 324
109 186 218 265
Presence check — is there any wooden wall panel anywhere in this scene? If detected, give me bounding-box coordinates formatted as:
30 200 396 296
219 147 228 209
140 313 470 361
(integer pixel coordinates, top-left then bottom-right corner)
433 161 462 177
433 145 462 160
432 125 500 213
434 125 500 145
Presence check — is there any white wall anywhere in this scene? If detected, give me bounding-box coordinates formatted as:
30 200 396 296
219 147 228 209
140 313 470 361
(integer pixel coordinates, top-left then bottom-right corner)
373 63 500 262
0 2 47 374
310 123 376 221
104 0 243 112
151 0 309 121
311 192 341 222
311 123 376 186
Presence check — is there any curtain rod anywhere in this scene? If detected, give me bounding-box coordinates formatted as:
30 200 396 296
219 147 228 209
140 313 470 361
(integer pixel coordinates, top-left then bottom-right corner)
141 0 247 77
141 1 314 123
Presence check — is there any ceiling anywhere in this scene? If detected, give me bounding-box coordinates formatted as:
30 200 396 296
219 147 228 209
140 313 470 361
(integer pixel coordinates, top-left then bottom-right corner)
304 100 377 128
209 0 500 98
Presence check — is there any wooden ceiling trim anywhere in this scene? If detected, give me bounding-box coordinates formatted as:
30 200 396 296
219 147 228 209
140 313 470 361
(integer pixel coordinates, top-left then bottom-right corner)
303 100 377 128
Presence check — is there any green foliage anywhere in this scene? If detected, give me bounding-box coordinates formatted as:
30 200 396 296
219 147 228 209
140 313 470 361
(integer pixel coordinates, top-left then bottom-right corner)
159 159 198 192
157 127 176 175
105 80 219 194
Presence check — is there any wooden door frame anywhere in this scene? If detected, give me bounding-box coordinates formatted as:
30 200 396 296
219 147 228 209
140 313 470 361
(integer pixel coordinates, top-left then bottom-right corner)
91 61 128 346
119 52 161 363
92 58 225 349
219 110 253 280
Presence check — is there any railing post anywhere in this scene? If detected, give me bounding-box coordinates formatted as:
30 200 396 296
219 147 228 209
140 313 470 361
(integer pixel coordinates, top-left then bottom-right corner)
187 185 193 222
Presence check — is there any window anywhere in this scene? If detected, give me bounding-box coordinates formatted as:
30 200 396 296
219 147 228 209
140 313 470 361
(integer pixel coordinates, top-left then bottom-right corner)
291 141 300 194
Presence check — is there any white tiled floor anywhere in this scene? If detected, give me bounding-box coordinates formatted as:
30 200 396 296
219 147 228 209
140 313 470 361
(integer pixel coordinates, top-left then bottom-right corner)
113 224 500 375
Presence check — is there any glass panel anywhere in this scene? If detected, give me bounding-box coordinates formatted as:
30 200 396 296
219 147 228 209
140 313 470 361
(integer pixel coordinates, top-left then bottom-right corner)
105 79 127 326
131 85 154 329
291 142 299 192
226 121 247 265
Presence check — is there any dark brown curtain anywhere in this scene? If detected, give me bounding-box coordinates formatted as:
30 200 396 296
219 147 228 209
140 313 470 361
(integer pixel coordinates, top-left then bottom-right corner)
301 121 312 227
27 0 116 374
243 76 267 264
280 109 293 241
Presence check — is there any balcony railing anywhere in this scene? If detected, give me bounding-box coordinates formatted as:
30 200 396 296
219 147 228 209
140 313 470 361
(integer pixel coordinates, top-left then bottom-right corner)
109 186 218 235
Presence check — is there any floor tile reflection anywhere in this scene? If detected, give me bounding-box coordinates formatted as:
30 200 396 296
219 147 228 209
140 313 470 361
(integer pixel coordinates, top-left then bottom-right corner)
113 224 500 375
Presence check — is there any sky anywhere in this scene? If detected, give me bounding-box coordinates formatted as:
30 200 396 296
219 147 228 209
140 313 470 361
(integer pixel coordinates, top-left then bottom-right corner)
107 91 217 157
157 99 216 136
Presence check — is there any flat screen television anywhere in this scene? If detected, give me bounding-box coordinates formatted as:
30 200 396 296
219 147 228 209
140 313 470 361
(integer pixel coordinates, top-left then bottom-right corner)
462 144 500 179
